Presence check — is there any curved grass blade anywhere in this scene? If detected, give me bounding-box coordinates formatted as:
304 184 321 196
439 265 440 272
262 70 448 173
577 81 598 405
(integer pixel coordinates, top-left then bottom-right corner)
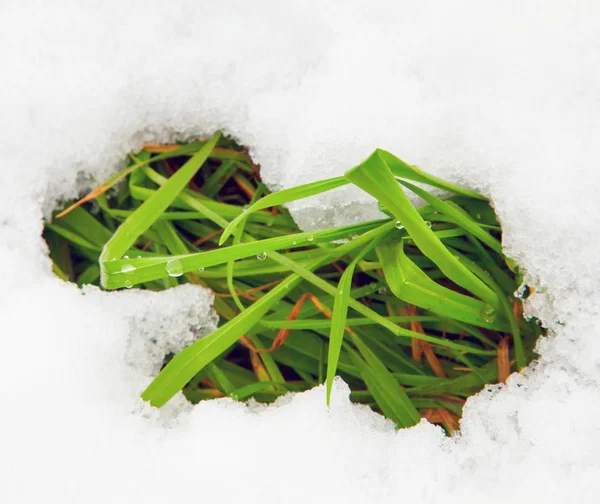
377 239 510 331
220 177 348 245
453 246 525 370
377 149 485 200
270 233 496 356
142 223 400 407
344 149 499 308
399 180 502 254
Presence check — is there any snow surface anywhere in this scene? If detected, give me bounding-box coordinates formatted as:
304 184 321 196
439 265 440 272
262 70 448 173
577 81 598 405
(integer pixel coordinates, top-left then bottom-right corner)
1 0 600 502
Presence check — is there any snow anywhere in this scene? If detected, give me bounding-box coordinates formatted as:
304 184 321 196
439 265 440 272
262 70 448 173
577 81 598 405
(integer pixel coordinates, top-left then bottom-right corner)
1 0 600 502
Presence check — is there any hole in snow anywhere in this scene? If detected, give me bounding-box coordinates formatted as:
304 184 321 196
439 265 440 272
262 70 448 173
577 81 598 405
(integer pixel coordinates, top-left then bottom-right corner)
43 135 546 434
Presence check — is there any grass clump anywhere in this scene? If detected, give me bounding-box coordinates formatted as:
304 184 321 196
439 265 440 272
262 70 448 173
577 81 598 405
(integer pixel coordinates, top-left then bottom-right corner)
45 132 544 433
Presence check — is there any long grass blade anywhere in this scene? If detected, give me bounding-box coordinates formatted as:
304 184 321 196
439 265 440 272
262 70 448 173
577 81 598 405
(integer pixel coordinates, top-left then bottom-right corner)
100 132 221 284
220 177 348 245
344 150 499 307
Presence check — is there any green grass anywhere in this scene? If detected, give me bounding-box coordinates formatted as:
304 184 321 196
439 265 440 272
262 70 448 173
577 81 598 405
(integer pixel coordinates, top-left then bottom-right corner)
45 133 544 434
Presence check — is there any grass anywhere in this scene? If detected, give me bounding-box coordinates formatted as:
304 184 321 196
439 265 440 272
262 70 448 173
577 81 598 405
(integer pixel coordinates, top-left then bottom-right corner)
45 132 544 434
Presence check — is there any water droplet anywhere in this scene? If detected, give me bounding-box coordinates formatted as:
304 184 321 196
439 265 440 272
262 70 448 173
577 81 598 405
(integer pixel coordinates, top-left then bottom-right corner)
378 287 388 295
349 233 359 240
338 288 344 295
425 221 432 229
124 280 133 289
476 213 482 220
481 305 496 323
121 264 136 275
307 235 315 242
292 241 297 245
165 258 184 277
123 255 129 259
394 220 404 230
257 252 267 260
136 255 142 260
198 267 205 272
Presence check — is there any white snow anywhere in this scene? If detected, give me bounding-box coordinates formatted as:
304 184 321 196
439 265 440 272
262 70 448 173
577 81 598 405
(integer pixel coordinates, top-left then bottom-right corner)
1 0 600 502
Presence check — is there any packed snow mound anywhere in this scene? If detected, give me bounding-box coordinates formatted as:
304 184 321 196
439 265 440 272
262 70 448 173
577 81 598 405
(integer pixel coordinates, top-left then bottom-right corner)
1 0 600 502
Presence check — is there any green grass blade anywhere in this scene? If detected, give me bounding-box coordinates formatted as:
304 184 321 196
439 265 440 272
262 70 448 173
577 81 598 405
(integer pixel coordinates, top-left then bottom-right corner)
347 341 420 427
141 272 302 407
220 177 348 245
377 149 485 200
268 225 496 356
377 239 510 331
206 363 236 395
100 132 221 273
77 263 100 286
58 207 113 247
326 231 388 405
399 180 502 254
202 159 237 198
261 315 442 331
344 149 499 308
102 219 386 289
45 223 101 251
229 382 300 401
326 262 354 406
455 247 526 370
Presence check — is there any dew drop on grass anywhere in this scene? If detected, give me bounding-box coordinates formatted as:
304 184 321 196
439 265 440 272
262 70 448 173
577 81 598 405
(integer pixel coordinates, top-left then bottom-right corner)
425 221 432 228
257 252 267 260
136 255 141 259
349 233 359 240
165 258 184 277
124 280 133 289
481 305 496 323
292 241 297 245
121 264 136 275
395 221 404 230
307 235 315 242
198 267 205 272
123 255 129 259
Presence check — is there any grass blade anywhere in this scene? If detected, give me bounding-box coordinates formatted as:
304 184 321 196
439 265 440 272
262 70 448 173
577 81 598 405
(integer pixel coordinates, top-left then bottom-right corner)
326 232 387 405
220 177 348 245
347 341 421 428
399 180 502 254
100 132 221 283
344 149 499 307
378 149 486 200
377 239 510 331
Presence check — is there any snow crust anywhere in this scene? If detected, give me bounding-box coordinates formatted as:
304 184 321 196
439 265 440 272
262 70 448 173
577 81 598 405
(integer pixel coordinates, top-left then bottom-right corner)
1 1 600 502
